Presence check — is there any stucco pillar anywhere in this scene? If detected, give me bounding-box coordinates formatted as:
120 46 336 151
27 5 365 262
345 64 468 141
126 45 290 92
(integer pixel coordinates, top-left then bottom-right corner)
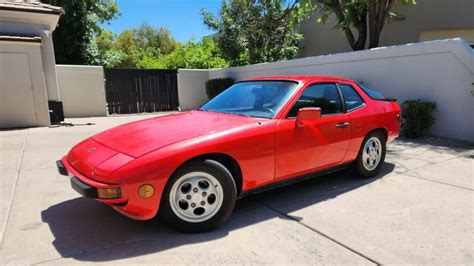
40 30 60 101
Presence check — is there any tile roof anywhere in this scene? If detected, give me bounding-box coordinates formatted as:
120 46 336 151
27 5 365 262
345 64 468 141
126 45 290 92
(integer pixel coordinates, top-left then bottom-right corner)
0 35 42 43
0 0 64 15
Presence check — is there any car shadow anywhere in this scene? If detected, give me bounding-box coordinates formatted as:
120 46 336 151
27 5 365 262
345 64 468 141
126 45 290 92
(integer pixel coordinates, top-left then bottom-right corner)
41 163 395 262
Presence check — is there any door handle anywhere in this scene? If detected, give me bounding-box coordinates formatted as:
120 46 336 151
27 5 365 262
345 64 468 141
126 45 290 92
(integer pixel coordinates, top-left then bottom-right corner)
336 122 350 128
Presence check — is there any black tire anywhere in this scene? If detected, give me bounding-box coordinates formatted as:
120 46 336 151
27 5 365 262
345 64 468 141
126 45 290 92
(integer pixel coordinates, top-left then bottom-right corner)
353 131 386 178
158 159 237 233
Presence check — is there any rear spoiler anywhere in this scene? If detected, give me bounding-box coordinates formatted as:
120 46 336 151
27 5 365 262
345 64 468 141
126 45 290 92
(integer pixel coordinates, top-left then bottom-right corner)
381 97 398 102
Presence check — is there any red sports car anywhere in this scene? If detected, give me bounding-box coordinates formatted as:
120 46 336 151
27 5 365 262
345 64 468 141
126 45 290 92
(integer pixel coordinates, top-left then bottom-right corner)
57 76 400 232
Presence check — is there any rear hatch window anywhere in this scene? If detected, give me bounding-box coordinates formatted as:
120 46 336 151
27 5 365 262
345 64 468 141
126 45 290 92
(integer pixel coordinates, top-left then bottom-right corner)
359 84 397 102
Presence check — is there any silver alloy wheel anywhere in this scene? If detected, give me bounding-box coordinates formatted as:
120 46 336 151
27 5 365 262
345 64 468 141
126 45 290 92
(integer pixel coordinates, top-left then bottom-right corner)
362 137 382 171
169 171 224 223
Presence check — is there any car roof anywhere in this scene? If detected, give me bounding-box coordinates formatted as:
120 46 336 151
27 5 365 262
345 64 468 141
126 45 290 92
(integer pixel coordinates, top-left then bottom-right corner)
241 75 354 83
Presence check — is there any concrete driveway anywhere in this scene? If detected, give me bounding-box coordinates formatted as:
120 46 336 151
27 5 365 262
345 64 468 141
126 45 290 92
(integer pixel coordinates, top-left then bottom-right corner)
1 114 473 265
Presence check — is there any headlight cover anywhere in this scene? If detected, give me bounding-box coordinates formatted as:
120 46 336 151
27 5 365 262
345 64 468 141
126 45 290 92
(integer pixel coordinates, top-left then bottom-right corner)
93 153 134 177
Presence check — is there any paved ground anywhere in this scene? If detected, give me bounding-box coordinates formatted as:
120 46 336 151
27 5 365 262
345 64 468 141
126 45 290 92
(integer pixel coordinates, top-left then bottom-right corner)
1 114 473 265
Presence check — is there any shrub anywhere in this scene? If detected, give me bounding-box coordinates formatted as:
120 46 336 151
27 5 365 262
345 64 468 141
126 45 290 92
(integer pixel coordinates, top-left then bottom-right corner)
401 99 437 138
205 78 234 99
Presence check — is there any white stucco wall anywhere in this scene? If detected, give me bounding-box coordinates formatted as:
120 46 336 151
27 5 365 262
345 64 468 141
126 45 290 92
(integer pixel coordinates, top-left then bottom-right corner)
56 65 107 118
179 38 474 142
0 42 50 127
177 69 210 111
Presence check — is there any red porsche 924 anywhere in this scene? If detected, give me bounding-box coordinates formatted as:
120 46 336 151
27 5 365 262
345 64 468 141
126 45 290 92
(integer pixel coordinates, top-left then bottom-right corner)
57 76 400 232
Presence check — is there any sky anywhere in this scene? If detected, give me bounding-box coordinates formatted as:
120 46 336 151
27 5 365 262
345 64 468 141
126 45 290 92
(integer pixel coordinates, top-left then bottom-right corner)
102 0 221 42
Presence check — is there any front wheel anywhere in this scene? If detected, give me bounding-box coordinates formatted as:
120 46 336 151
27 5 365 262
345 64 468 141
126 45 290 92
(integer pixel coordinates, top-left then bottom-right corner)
159 159 237 232
354 131 386 178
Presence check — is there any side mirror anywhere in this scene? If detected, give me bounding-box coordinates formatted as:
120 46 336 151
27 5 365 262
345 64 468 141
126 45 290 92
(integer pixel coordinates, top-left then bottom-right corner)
296 107 321 127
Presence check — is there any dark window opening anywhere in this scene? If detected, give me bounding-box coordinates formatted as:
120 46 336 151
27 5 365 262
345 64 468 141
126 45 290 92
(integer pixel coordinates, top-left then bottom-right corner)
358 84 385 100
340 84 364 111
288 83 342 117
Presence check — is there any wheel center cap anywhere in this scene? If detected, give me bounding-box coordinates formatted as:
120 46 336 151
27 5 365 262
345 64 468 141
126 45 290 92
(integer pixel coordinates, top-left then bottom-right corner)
192 193 203 203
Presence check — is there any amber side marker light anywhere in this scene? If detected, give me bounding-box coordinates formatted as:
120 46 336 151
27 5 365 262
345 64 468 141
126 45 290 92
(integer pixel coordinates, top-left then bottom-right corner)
138 184 154 198
97 187 121 199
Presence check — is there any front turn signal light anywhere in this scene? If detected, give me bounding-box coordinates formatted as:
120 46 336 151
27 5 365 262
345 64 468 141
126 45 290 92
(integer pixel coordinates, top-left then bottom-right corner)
97 187 121 199
138 184 154 199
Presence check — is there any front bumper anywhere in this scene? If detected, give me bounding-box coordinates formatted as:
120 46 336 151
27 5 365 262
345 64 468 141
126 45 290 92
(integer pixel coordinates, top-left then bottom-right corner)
70 176 99 198
57 161 94 197
56 158 125 204
56 157 163 220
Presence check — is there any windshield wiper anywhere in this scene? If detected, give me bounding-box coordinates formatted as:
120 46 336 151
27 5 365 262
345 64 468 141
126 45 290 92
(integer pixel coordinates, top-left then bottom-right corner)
197 108 215 113
227 112 252 118
198 109 254 118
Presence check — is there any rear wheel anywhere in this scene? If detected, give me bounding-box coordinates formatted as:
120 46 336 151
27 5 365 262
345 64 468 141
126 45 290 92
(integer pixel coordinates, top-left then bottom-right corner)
159 159 237 232
354 131 386 178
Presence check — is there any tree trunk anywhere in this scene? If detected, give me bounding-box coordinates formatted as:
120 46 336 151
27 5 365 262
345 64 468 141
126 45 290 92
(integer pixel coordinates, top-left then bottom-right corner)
368 30 381 49
329 0 367 51
353 13 368 50
368 4 379 49
368 0 395 49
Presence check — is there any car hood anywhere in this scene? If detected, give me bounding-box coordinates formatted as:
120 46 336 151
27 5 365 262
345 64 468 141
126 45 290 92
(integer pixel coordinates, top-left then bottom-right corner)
92 110 260 158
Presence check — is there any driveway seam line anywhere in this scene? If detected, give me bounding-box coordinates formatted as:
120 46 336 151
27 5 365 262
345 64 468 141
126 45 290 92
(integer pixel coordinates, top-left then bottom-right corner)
259 201 381 265
400 173 473 192
392 155 473 191
393 154 459 174
0 129 28 249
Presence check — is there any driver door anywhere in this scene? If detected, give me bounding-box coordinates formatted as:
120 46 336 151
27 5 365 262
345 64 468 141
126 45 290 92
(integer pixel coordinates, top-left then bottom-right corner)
275 83 351 180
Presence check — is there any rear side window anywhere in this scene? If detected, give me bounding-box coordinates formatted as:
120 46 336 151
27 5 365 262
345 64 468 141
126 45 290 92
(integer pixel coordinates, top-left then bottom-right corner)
288 83 342 117
340 84 364 111
360 85 385 100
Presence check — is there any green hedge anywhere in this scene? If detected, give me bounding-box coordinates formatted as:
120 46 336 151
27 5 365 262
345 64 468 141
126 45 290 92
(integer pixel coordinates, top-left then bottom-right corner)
401 99 437 138
205 78 234 99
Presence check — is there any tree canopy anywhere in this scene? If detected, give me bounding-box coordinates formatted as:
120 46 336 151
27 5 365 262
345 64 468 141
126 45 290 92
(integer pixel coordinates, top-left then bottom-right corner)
314 0 417 50
138 37 229 69
42 0 120 65
90 24 226 69
107 23 179 68
201 0 314 66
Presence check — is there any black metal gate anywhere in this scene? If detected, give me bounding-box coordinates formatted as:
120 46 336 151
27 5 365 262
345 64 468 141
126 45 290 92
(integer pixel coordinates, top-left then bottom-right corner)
104 69 179 114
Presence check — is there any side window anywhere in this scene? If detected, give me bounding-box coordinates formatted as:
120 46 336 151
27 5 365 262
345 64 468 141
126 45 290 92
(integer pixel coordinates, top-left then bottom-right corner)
288 83 342 117
340 84 364 111
359 84 385 100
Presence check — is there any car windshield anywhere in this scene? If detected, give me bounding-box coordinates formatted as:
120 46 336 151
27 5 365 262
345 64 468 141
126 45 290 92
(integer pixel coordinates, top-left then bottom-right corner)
199 81 298 118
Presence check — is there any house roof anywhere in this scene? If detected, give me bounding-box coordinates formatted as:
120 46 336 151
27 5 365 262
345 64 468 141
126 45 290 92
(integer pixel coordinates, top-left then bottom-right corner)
0 35 42 43
0 1 64 15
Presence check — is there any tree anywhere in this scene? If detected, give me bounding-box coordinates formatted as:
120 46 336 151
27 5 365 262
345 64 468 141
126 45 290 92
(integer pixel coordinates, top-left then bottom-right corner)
314 0 416 50
112 29 141 67
42 0 120 64
201 0 314 66
131 23 178 56
89 29 125 68
103 23 179 68
138 37 229 69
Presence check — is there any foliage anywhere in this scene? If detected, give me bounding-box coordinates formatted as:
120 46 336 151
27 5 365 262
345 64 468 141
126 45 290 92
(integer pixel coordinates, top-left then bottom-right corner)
42 0 120 64
88 29 125 67
91 24 226 69
201 0 315 66
205 78 235 99
401 99 436 138
108 23 179 68
137 38 229 69
314 0 416 50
